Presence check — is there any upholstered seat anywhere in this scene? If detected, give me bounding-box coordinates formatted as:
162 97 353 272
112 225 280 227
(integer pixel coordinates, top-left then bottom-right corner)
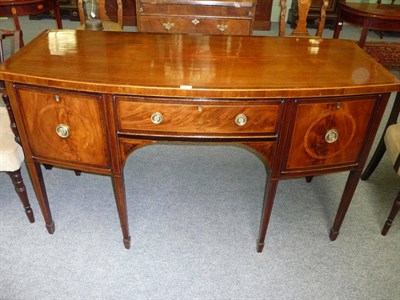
362 103 399 236
384 123 400 176
0 107 35 223
0 108 24 172
380 123 400 235
1 28 34 223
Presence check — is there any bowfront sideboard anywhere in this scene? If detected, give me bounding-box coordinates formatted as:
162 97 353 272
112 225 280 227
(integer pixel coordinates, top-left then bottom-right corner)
1 30 399 251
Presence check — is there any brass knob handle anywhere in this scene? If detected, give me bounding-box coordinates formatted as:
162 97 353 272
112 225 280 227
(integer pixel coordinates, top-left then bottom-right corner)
191 18 200 25
235 114 247 126
325 129 338 143
54 95 61 102
163 22 175 31
55 124 70 138
151 112 164 124
217 24 228 32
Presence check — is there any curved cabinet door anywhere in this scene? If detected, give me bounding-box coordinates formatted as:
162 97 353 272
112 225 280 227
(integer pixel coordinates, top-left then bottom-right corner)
15 85 110 169
283 95 376 171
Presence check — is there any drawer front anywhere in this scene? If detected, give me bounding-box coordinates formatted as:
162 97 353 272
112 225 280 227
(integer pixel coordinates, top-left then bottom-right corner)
138 16 252 35
116 97 282 137
15 86 110 168
284 96 376 171
138 3 255 17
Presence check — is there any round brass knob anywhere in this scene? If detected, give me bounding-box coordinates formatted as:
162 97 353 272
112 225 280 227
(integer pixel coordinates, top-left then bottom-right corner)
55 124 70 138
325 129 338 143
151 112 164 124
235 114 247 126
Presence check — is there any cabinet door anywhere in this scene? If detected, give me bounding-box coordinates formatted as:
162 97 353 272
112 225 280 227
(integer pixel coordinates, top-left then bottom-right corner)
283 96 376 171
15 86 110 169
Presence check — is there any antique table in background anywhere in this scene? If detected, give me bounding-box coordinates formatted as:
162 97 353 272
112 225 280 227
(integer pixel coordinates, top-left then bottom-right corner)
0 30 399 251
0 0 62 45
333 1 400 47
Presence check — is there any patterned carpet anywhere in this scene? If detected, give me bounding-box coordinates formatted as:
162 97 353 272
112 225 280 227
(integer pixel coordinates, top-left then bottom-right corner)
364 41 400 71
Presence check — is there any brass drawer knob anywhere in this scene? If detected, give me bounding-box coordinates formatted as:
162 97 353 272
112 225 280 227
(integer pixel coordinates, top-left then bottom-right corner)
191 19 200 26
217 24 228 32
235 114 247 126
325 129 338 143
151 112 164 124
163 22 175 31
55 124 70 138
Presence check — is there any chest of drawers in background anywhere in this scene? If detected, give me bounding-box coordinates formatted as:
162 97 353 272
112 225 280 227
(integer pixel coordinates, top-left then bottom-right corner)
135 0 256 35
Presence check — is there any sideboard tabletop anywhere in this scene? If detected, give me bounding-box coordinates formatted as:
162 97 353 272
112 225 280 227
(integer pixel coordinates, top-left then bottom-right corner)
0 29 398 98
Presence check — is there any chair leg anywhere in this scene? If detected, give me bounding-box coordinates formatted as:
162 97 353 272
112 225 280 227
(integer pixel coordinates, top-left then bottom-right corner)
7 169 35 223
381 191 400 236
361 92 400 180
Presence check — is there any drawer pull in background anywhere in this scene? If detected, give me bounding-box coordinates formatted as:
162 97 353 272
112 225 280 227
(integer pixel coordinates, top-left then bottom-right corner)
55 124 70 138
163 22 175 31
54 95 61 102
151 112 164 124
191 19 200 26
235 114 247 126
325 129 338 143
217 24 228 32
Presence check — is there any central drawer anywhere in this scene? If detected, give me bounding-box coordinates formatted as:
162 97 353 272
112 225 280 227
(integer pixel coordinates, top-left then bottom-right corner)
116 97 282 137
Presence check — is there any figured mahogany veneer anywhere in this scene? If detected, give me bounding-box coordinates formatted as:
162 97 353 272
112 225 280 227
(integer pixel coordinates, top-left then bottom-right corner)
117 97 282 137
0 30 399 252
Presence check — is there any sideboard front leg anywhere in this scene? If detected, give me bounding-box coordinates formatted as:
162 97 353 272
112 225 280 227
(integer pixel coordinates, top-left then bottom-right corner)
112 173 131 249
330 169 362 240
25 161 55 234
257 177 279 253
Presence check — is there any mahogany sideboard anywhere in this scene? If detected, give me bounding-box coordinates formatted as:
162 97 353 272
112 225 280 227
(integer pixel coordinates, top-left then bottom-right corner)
1 30 399 251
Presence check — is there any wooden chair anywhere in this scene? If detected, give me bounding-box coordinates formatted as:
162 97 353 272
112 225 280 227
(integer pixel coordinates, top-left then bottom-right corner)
361 95 399 235
380 123 400 235
77 0 123 31
279 0 329 37
0 29 35 223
